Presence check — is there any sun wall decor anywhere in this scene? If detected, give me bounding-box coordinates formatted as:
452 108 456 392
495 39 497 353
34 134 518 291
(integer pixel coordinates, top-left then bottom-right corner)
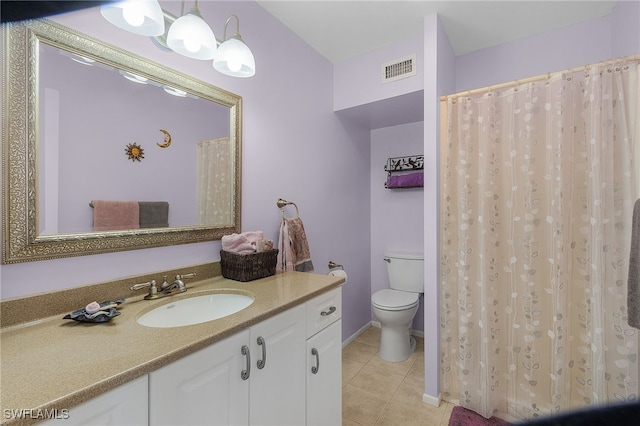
125 142 144 162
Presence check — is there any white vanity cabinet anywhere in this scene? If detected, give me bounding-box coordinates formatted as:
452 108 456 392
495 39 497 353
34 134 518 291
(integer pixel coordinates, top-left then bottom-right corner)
249 304 307 425
305 287 342 426
40 375 148 426
147 287 342 426
148 304 306 426
148 330 250 426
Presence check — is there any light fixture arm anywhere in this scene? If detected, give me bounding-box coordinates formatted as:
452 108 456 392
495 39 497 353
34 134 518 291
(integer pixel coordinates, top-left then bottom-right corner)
223 14 242 41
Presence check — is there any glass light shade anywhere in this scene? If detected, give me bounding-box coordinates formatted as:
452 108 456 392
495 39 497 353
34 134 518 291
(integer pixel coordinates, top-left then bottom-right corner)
166 12 217 60
213 37 255 78
100 0 164 36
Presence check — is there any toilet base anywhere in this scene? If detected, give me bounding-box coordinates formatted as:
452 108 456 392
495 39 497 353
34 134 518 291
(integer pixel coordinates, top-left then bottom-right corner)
378 327 416 362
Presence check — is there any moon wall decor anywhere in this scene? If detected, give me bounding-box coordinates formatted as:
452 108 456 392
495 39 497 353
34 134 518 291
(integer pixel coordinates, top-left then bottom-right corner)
157 129 172 148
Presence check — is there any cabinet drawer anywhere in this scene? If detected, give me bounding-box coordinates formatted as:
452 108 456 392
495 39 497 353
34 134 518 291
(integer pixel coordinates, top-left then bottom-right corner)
306 287 342 338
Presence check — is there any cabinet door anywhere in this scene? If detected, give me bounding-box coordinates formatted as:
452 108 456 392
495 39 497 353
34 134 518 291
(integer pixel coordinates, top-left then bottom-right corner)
249 304 306 426
40 375 148 426
149 329 250 426
306 319 342 426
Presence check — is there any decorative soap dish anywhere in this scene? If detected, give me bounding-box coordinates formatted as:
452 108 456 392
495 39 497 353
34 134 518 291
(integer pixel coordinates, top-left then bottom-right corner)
63 298 125 323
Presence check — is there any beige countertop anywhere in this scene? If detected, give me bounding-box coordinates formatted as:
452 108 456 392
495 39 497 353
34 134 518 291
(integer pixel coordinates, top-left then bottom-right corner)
0 271 343 426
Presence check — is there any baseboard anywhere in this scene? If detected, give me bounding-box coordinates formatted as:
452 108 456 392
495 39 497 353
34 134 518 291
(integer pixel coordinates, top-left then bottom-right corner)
423 393 441 407
343 321 374 347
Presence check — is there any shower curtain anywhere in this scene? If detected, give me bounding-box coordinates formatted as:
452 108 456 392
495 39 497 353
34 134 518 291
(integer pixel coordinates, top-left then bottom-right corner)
196 137 233 226
440 57 640 421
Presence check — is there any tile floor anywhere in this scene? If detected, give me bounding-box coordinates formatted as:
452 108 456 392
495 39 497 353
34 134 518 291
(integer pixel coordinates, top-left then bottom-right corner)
342 326 454 426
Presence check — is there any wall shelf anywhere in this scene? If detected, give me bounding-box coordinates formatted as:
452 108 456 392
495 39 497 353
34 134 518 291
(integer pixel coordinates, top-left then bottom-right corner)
384 155 424 189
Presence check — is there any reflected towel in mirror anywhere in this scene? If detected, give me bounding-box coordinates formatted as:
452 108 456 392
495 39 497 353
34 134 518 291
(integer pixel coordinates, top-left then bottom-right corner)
92 200 140 232
139 201 169 228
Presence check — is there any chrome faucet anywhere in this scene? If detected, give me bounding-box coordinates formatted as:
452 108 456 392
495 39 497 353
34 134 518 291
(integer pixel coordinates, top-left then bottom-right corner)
161 273 196 295
130 272 196 300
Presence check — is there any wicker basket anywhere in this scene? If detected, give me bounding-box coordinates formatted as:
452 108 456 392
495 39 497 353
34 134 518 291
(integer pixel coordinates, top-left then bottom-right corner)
220 249 279 282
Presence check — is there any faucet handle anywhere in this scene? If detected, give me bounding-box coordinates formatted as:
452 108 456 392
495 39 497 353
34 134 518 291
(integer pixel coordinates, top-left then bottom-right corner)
177 272 196 280
130 279 156 291
130 280 159 300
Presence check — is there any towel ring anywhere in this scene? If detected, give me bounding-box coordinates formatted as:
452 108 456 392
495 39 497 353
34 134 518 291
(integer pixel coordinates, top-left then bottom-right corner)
277 198 299 217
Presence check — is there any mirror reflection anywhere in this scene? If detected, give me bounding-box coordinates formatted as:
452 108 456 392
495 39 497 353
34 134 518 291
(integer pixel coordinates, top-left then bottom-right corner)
1 19 242 264
38 43 232 235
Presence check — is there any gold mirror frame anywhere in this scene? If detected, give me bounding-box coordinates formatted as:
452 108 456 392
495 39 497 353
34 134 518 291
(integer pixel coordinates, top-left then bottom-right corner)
1 19 242 264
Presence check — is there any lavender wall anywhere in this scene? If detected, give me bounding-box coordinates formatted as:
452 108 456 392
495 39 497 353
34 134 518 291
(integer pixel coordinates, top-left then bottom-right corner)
334 35 424 111
0 1 372 342
455 2 639 93
370 122 425 331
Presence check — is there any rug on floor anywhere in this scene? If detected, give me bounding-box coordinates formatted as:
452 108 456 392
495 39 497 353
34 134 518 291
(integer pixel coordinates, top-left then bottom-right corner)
449 406 509 426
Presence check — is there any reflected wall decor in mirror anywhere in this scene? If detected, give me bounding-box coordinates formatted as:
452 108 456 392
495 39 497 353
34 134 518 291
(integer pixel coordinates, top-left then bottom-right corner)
2 19 242 264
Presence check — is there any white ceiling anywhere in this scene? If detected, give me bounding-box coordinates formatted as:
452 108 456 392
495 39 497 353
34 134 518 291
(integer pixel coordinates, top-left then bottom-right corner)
256 0 618 63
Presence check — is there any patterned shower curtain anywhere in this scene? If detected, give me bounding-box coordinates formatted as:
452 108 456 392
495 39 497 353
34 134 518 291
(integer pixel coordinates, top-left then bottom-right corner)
196 137 233 226
440 57 640 421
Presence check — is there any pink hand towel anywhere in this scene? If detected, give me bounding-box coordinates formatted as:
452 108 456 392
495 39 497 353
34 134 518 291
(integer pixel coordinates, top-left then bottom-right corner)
92 200 140 232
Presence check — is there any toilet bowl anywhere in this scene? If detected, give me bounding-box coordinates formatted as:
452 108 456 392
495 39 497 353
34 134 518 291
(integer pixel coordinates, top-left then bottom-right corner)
371 251 423 362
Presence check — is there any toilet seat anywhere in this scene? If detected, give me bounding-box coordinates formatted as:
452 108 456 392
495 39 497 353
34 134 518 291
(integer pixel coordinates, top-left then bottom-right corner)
372 289 419 311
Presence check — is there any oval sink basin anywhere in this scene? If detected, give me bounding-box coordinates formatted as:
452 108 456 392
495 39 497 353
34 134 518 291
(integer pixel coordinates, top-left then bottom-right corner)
137 293 254 328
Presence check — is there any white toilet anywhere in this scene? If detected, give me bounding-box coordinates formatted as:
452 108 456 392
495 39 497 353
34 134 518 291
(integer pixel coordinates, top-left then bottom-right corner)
371 251 423 362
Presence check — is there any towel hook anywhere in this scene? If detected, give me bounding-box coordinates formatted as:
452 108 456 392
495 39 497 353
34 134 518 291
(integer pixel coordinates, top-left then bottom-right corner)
276 198 299 217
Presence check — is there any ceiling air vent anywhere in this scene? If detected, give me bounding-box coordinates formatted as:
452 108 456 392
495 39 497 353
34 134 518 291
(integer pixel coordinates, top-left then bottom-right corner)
381 54 417 83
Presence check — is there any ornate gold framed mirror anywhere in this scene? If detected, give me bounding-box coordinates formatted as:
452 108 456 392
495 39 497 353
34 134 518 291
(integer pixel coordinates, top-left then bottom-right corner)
2 19 242 264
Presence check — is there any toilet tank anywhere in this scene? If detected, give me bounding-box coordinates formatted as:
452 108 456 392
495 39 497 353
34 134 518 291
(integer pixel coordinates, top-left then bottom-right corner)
384 251 424 293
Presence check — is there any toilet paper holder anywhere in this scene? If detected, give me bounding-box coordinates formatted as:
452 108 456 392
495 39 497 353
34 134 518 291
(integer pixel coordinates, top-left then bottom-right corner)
328 261 344 270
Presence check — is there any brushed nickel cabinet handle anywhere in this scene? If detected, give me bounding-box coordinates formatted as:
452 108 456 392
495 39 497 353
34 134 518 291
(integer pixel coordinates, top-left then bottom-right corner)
241 345 250 380
311 348 320 374
320 306 336 316
257 336 266 369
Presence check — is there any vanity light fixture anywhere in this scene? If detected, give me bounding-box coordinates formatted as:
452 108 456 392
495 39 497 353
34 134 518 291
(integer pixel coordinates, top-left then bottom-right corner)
213 15 255 78
166 0 217 60
101 0 255 77
100 0 165 36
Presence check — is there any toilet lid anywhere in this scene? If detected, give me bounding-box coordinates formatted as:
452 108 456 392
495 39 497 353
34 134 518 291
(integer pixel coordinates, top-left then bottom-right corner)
372 289 419 310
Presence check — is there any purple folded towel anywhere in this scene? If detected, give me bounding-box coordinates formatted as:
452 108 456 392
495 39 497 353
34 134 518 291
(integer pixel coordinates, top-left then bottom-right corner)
386 172 424 188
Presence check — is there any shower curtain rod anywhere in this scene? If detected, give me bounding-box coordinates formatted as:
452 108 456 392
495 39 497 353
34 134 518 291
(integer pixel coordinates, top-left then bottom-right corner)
440 53 640 102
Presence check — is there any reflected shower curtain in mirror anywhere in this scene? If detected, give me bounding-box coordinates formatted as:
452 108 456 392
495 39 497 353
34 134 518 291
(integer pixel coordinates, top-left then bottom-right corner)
196 137 232 226
440 57 640 421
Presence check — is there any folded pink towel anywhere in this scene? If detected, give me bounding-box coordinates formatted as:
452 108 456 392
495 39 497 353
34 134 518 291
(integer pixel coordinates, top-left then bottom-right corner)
243 231 264 244
92 200 140 232
222 231 264 254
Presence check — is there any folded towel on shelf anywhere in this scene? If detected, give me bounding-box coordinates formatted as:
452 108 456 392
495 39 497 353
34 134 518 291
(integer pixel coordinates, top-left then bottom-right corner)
222 231 264 254
277 217 314 272
628 198 640 329
386 172 424 188
92 200 140 232
138 201 169 228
